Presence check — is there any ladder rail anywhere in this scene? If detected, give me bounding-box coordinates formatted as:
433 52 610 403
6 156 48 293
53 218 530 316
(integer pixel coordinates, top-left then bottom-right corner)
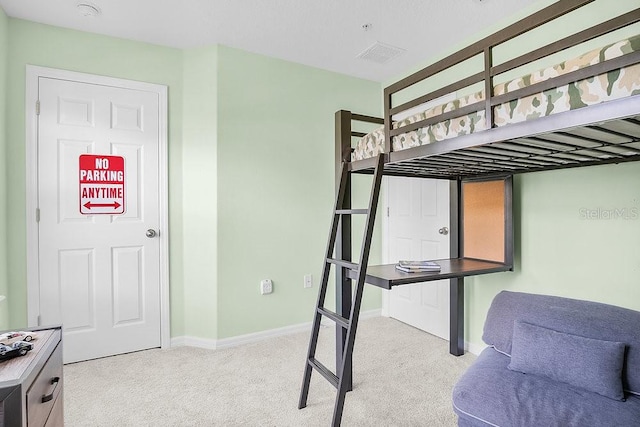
299 154 385 427
298 161 350 409
332 154 385 425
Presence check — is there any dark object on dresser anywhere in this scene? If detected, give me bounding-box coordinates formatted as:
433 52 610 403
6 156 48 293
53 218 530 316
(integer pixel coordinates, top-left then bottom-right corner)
0 342 34 361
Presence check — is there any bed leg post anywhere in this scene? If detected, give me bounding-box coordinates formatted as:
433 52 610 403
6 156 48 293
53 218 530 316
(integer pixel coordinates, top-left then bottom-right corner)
450 277 465 356
335 110 353 391
449 179 464 356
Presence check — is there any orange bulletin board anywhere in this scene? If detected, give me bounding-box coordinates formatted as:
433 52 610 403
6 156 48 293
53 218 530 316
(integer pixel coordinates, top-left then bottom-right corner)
462 179 506 262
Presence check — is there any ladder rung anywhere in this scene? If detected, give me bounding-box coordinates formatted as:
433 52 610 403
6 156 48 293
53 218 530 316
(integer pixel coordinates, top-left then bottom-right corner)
308 358 338 388
335 209 368 215
326 258 359 271
317 307 350 329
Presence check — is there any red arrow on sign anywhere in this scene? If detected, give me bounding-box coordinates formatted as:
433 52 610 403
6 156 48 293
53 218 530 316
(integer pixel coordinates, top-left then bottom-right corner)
83 201 122 210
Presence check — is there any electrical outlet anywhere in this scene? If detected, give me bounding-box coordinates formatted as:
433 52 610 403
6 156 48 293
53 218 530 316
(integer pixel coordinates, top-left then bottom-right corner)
260 279 273 295
304 274 313 288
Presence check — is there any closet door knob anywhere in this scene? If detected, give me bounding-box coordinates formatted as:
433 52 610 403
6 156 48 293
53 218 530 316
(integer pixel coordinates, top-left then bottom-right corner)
438 227 449 235
146 229 158 238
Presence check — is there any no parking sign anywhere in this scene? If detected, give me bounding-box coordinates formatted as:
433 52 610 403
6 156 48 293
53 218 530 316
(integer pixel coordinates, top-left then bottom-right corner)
79 154 125 215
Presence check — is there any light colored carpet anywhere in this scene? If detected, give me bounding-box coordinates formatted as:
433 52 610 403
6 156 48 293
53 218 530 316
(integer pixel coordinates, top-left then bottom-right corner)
64 317 475 426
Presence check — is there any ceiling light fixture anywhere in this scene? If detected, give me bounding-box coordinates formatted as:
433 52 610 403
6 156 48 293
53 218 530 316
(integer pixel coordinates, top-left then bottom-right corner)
77 3 101 17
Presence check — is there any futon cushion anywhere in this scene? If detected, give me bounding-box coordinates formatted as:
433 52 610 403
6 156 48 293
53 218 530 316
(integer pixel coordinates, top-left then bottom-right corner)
482 291 640 396
508 321 626 401
452 348 640 427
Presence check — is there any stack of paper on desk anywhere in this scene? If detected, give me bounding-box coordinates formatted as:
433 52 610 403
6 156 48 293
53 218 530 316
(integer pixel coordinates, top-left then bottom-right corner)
395 260 441 273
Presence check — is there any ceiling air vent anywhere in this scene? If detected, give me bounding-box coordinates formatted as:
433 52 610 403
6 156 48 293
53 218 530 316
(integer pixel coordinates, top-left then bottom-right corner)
357 42 406 64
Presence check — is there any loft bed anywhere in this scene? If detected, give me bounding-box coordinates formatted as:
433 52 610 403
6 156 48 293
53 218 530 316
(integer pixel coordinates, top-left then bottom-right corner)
300 1 640 425
352 35 640 178
345 0 639 352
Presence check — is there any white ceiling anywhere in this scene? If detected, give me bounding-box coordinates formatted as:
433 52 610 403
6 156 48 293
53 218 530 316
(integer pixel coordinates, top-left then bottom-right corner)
0 0 539 82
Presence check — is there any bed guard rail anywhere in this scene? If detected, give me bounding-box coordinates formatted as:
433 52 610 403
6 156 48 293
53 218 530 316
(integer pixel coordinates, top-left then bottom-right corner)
382 0 640 155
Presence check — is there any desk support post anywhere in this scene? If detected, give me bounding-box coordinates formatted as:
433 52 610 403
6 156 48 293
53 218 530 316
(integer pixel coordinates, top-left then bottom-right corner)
449 178 464 356
449 277 465 356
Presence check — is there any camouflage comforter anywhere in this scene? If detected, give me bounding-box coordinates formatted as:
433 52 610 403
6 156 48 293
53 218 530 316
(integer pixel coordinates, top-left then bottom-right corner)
352 34 640 161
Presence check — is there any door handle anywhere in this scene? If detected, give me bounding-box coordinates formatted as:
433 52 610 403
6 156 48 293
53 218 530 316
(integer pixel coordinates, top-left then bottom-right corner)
146 229 158 238
438 226 449 235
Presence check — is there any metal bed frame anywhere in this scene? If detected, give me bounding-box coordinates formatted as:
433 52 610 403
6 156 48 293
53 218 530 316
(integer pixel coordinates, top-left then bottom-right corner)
300 1 640 425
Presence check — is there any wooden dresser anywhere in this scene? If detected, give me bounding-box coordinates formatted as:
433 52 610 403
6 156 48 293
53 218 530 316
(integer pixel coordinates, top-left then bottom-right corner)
0 327 63 427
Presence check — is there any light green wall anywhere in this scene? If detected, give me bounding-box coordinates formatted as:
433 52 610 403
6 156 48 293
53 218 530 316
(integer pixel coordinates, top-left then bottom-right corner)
465 162 640 346
6 0 631 347
5 19 186 334
385 0 640 350
0 15 382 341
216 46 381 338
465 0 640 348
0 6 8 329
182 46 219 339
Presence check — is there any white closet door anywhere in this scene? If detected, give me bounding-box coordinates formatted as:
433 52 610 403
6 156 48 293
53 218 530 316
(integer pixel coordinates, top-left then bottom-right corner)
37 76 162 363
386 177 450 339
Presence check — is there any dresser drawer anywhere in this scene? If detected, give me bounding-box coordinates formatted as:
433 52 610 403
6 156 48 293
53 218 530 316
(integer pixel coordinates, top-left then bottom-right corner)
26 343 63 427
43 394 63 427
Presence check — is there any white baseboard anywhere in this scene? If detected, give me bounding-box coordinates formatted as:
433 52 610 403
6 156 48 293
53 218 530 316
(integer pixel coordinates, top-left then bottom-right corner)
215 321 314 350
170 335 217 350
465 341 487 356
170 308 382 351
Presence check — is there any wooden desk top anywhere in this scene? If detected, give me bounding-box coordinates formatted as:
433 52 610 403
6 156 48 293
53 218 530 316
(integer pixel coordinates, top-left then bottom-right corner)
347 258 512 289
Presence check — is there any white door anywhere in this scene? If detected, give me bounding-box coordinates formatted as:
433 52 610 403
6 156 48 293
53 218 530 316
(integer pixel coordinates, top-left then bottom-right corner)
385 177 450 339
36 75 163 363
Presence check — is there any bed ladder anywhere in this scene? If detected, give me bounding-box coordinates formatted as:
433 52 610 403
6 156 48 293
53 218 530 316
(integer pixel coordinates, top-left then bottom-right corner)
298 154 384 427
